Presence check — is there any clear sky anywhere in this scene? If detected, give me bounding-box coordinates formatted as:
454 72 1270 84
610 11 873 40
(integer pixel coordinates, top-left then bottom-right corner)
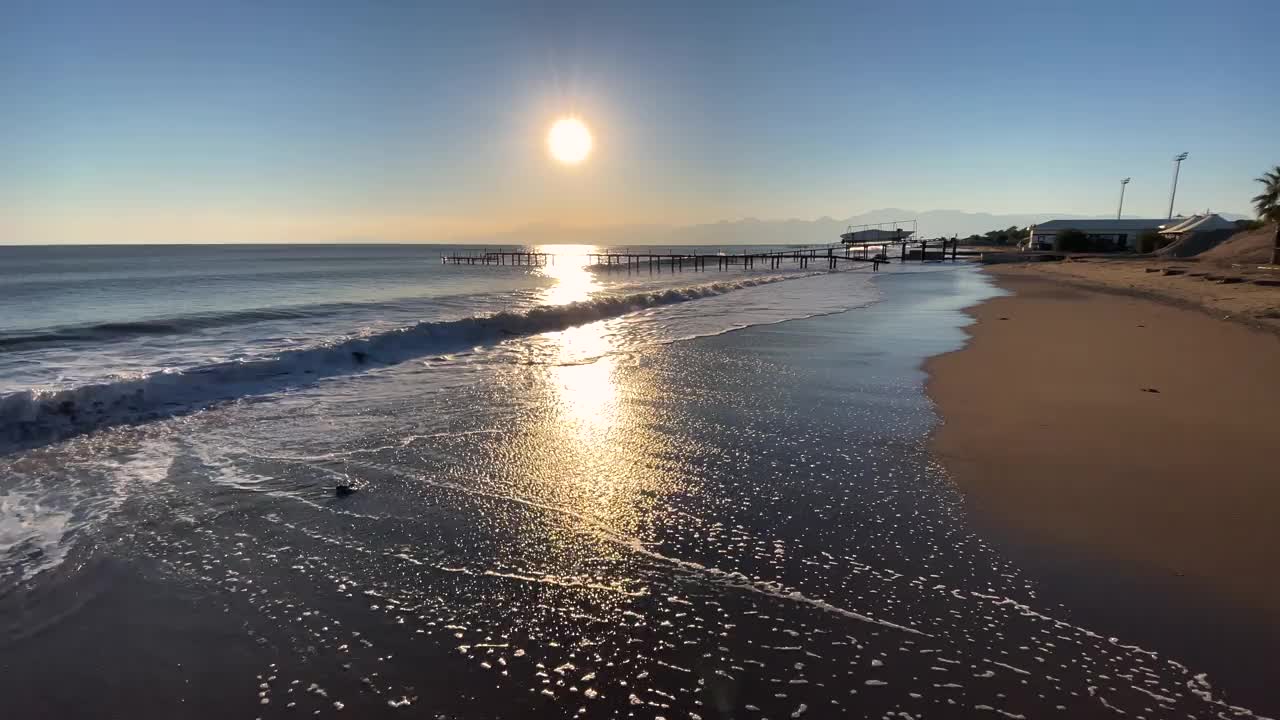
3 0 1277 244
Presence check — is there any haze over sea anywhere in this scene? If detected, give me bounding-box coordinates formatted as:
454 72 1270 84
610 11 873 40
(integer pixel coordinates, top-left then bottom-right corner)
1 244 1272 718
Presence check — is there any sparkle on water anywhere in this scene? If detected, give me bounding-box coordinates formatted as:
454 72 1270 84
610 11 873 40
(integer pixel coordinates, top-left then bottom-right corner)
0 262 1268 719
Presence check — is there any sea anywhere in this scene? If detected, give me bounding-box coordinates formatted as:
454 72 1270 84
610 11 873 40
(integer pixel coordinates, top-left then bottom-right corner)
0 243 1273 718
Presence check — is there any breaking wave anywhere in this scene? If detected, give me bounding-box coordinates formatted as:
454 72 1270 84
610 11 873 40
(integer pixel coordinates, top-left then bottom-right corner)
0 273 816 452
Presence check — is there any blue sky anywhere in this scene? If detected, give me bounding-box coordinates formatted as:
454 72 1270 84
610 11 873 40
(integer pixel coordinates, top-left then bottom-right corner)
3 0 1277 243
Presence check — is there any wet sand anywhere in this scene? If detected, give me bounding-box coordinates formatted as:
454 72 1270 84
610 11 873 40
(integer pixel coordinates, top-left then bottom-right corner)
5 267 1278 718
927 268 1280 624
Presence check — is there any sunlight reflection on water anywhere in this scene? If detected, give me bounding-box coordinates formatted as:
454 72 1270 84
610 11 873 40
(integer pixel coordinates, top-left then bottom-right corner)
534 244 602 306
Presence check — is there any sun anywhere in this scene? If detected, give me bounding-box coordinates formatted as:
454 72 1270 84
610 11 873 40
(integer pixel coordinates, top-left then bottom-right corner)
548 117 593 165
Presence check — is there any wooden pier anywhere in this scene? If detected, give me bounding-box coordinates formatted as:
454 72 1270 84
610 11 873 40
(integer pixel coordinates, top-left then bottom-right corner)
441 238 965 271
443 251 553 266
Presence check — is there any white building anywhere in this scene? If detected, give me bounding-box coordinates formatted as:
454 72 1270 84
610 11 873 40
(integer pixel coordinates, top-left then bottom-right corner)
1027 219 1169 250
1027 214 1237 251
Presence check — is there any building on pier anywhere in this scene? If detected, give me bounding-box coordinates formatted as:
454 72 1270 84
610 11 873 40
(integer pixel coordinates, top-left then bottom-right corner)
844 224 916 243
840 228 914 244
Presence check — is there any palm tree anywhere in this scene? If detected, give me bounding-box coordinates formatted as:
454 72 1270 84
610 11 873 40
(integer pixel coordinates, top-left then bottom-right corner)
1252 165 1280 265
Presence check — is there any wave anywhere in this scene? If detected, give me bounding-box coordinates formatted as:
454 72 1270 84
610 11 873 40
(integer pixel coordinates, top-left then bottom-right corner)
0 288 544 351
0 273 817 453
0 307 327 351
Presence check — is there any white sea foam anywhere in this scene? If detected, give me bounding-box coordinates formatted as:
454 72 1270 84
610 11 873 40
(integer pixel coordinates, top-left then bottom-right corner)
0 438 175 584
0 272 842 451
0 490 75 582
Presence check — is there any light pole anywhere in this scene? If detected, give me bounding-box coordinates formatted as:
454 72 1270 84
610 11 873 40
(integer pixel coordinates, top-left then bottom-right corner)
1117 177 1130 220
1167 152 1188 220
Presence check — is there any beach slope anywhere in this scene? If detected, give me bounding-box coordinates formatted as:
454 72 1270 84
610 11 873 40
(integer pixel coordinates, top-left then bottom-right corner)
927 268 1280 620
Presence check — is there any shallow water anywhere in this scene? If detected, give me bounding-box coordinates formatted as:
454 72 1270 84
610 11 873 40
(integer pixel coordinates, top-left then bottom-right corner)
0 244 868 451
0 253 1274 718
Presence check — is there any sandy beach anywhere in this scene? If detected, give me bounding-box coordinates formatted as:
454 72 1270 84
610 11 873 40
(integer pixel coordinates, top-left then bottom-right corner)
989 256 1280 333
928 264 1280 625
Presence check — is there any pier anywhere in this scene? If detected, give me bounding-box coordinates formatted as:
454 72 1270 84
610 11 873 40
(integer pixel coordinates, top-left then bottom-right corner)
443 251 553 266
441 238 966 271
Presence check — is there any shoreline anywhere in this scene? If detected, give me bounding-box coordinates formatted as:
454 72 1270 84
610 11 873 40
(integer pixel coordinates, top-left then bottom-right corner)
927 265 1280 619
4 265 1278 717
926 265 1280 701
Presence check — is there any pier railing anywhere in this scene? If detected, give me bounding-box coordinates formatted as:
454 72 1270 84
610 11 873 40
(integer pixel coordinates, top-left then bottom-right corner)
440 239 964 270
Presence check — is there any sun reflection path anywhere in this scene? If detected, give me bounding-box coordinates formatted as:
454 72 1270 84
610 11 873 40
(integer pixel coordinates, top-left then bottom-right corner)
535 244 626 453
528 342 682 572
534 244 603 307
500 244 688 569
523 245 631 449
548 331 619 435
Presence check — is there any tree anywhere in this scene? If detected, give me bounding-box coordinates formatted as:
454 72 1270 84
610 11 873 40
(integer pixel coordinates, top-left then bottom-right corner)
978 225 1029 246
1054 228 1090 252
1251 165 1280 265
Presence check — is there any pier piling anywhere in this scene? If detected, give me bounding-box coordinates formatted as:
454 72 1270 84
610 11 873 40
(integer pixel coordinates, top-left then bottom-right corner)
435 240 980 274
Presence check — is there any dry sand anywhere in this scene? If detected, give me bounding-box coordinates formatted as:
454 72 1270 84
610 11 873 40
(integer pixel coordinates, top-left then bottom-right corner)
1195 223 1278 265
989 258 1280 333
928 266 1280 623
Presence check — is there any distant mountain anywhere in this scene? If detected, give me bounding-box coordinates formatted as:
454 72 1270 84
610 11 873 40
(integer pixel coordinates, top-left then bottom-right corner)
458 209 1246 247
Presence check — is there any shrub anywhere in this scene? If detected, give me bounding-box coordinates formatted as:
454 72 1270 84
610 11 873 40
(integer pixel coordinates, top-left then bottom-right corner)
1053 228 1090 252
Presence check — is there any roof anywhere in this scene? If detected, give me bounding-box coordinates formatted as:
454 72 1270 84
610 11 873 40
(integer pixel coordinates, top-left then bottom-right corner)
1160 213 1237 235
1032 219 1172 232
841 228 915 242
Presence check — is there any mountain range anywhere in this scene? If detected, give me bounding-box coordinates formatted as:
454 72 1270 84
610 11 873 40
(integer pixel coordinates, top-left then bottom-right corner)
459 209 1248 247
